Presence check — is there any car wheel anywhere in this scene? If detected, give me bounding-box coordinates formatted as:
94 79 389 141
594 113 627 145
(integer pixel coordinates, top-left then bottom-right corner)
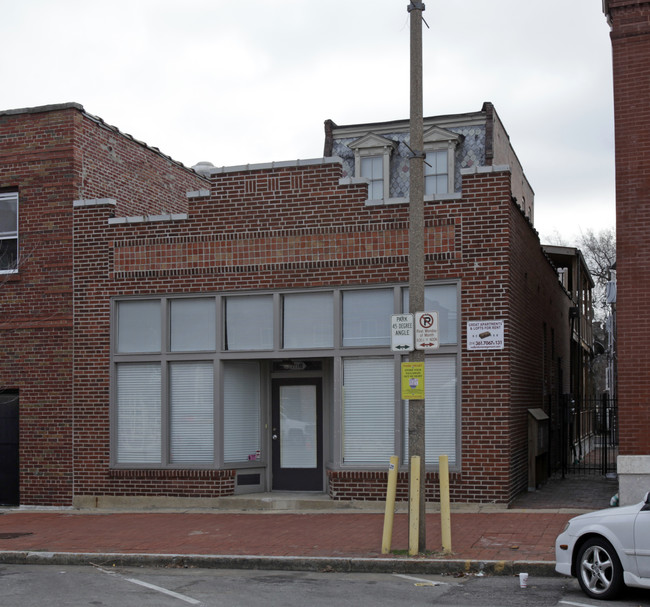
576 537 624 600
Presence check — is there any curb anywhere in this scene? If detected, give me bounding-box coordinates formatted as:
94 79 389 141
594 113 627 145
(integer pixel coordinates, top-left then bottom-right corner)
0 551 557 576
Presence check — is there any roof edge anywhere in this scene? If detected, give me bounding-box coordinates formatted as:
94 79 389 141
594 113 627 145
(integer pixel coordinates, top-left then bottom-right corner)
0 102 85 117
0 102 209 183
327 104 492 138
204 156 342 176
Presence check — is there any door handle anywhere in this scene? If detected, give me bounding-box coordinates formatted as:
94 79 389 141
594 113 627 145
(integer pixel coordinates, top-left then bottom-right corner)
272 434 278 440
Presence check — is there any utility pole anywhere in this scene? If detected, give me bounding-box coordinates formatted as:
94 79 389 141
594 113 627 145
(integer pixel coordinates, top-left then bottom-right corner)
408 0 426 553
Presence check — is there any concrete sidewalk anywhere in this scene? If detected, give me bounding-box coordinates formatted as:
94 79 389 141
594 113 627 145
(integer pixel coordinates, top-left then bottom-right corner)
0 502 582 575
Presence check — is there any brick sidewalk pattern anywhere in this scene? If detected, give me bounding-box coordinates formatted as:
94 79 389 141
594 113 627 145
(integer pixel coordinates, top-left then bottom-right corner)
0 510 573 562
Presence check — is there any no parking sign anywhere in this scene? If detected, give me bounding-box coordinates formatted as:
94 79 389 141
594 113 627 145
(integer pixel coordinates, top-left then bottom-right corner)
414 311 439 350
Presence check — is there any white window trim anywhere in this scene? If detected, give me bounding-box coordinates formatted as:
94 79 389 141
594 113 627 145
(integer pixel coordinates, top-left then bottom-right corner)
349 133 397 202
0 191 19 274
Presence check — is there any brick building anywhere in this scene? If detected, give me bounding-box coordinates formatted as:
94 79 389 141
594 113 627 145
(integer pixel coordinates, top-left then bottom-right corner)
603 0 650 504
0 102 582 507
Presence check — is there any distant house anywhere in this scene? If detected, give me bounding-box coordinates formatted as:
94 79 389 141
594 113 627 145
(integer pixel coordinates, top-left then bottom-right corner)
0 102 591 508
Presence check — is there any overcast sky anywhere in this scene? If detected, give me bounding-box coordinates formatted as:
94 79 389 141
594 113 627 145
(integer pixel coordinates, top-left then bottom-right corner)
2 0 614 244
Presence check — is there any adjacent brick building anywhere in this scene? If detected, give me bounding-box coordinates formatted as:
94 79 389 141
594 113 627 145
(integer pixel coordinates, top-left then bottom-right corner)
603 0 650 504
0 104 207 505
0 102 583 507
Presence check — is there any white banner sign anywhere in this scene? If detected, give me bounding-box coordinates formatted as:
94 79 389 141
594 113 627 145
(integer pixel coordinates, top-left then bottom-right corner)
467 320 504 350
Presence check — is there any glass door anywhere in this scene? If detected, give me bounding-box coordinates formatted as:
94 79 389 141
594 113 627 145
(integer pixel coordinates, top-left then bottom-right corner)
271 379 322 491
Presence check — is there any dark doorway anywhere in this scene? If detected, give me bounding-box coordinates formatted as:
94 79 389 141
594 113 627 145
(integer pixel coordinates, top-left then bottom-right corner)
0 391 19 506
271 379 323 491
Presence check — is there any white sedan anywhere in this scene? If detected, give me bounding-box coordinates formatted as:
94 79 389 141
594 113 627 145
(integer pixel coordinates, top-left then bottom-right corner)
555 491 650 600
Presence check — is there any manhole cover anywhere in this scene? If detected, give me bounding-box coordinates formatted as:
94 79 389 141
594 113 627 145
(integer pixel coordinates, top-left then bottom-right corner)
0 532 33 539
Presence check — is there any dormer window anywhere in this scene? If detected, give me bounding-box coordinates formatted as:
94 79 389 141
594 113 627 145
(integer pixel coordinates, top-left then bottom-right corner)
349 133 397 202
423 126 463 197
360 156 384 200
425 149 448 195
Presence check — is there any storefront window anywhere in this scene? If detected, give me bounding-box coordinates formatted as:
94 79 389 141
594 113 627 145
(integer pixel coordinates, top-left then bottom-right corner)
403 355 457 465
223 362 261 463
111 283 459 471
342 358 395 464
116 363 161 464
170 361 214 463
342 289 393 347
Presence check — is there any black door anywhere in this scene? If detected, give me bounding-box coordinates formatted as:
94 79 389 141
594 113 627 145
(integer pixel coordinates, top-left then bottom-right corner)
271 379 323 491
0 391 19 506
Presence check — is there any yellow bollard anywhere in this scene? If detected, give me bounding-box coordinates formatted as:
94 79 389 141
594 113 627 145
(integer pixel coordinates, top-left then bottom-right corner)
381 455 399 554
408 455 421 556
439 454 452 553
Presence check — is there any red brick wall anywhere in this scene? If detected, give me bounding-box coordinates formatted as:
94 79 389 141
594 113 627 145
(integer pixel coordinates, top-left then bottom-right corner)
0 104 573 506
607 1 650 453
76 114 204 217
0 105 208 505
72 162 570 505
455 171 512 503
507 195 571 499
328 470 461 501
0 107 77 505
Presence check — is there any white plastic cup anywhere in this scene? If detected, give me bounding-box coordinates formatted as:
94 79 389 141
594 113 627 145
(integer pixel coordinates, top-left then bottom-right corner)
519 572 528 588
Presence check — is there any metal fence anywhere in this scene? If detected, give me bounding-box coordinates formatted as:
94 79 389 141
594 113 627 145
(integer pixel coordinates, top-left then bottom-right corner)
558 394 618 476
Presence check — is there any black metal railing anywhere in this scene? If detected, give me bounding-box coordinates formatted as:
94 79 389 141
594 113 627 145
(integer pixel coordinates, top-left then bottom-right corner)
558 394 618 476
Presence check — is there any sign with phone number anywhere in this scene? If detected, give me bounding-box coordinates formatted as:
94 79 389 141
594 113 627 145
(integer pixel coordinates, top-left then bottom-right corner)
467 320 505 350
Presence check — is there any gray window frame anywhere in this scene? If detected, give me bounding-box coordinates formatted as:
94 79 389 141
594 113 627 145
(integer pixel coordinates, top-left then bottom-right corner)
109 281 461 472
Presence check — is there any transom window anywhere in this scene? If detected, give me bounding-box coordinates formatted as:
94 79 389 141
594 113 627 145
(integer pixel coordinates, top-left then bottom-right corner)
171 298 216 352
342 289 393 346
225 295 273 350
117 300 161 353
283 292 333 349
0 192 18 273
403 284 458 345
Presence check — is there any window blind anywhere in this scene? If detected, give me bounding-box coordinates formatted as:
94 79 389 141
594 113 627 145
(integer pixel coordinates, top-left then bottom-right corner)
116 363 161 464
343 358 395 464
169 361 214 464
403 355 457 465
223 361 261 463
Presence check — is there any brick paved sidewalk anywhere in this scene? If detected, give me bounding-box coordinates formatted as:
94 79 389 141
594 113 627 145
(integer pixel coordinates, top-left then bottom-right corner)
0 510 573 562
